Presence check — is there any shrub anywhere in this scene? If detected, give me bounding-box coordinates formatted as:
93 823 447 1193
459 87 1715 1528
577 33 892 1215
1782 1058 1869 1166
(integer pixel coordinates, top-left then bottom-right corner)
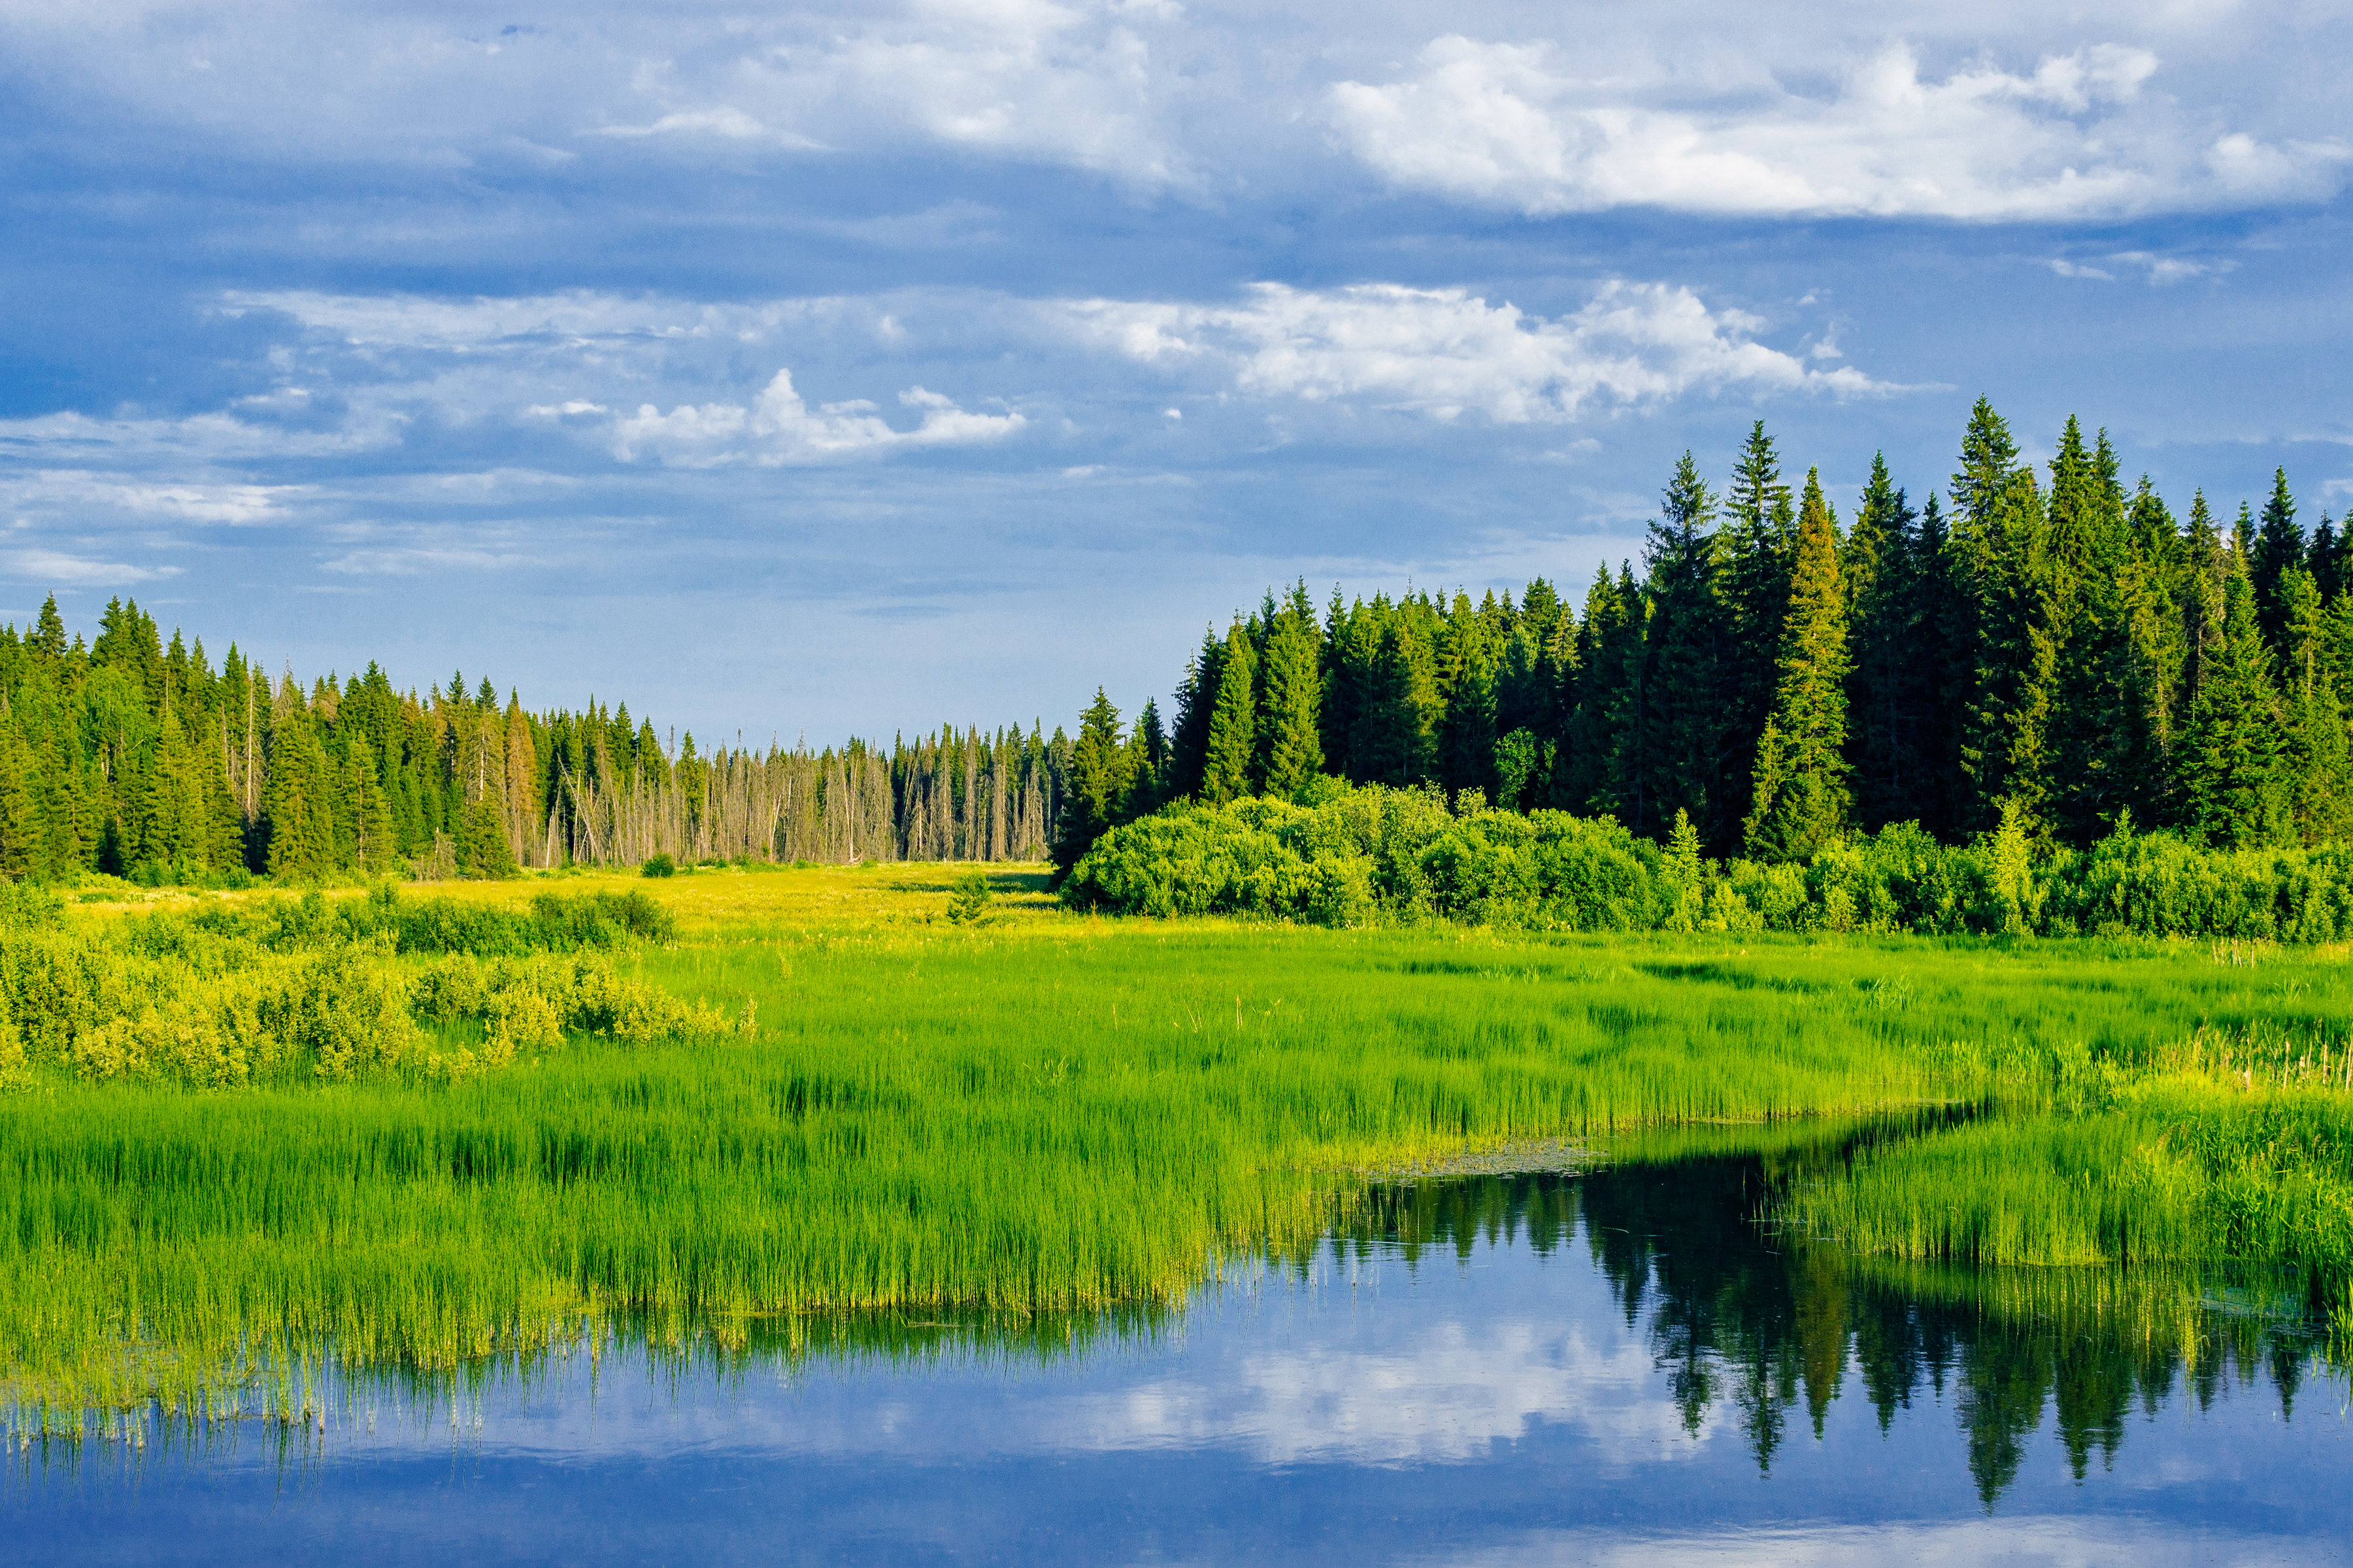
1066 782 2353 942
642 854 677 878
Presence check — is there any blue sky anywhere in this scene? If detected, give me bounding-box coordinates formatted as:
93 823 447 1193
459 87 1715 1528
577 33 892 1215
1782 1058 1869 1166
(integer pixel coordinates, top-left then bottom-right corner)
3 0 2350 743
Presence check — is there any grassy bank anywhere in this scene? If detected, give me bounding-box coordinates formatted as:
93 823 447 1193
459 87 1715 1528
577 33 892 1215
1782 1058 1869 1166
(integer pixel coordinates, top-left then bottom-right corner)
7 864 2353 1412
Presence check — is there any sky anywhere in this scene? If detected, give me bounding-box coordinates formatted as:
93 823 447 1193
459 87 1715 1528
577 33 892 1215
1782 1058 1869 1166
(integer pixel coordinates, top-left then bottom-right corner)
3 0 2350 744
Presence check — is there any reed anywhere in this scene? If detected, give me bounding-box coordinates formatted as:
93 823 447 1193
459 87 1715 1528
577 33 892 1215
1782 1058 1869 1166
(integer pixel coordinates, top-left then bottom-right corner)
12 865 2353 1414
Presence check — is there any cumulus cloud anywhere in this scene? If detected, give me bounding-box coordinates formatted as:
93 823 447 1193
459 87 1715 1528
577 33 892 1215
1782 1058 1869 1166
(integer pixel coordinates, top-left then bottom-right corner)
609 369 1026 465
1329 37 2352 219
1064 280 1888 422
578 0 1193 186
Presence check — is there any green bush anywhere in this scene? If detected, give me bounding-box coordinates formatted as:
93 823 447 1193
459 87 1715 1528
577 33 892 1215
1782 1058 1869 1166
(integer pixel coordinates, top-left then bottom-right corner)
1067 784 2353 941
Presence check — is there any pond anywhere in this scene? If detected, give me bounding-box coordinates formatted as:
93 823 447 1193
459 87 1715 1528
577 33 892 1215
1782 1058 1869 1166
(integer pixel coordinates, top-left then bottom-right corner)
10 1152 2350 1565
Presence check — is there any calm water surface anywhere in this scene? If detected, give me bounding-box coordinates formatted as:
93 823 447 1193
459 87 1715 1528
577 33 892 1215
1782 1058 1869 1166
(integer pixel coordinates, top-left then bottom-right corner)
11 1156 2350 1565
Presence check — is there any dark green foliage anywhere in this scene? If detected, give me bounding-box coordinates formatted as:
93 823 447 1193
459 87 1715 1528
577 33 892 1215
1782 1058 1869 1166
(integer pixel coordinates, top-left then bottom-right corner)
1200 621 1257 804
1097 409 2343 876
1744 470 1852 861
1052 688 1135 875
1642 452 1727 846
2178 565 2288 848
643 853 678 878
2252 467 2304 652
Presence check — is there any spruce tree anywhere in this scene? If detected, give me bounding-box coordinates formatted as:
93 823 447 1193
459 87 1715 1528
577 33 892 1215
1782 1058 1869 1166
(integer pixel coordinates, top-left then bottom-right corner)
1200 618 1258 805
1437 593 1499 800
1360 613 1441 788
2045 420 2137 844
1558 565 1627 811
1718 422 1795 837
1258 596 1327 798
2311 514 2345 604
1744 470 1852 861
1642 452 1726 845
2178 558 2288 848
2277 569 2353 845
1051 689 1131 875
1844 452 1922 831
1165 628 1225 801
1912 492 1969 841
0 726 35 880
2251 468 2303 652
2114 476 2186 832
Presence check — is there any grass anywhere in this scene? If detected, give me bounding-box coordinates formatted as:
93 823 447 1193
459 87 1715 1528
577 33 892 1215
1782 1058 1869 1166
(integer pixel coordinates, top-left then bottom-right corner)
8 863 2353 1416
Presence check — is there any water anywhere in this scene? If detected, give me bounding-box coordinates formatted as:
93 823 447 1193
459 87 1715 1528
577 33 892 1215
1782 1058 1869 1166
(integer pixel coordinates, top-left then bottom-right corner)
10 1156 2351 1565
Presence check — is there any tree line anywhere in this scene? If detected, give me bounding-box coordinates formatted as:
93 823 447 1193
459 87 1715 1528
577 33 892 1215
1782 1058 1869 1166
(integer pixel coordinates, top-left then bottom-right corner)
0 598 1075 882
1054 399 2352 872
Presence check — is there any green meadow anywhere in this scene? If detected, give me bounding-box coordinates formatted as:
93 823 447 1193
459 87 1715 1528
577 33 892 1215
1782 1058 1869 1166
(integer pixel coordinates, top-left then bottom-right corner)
5 863 2353 1418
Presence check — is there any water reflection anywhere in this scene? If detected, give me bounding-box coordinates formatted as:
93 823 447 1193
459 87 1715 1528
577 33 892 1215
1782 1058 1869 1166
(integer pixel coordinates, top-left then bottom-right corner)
8 1151 2349 1565
1354 1158 2335 1507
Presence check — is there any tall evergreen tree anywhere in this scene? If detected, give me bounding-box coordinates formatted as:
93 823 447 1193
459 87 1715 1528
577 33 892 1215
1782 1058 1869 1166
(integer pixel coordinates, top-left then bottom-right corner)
1718 422 1795 839
1258 592 1327 798
1165 628 1225 801
1437 592 1500 801
2252 467 2304 652
2277 569 2353 845
1051 689 1131 875
1359 610 1441 788
1744 471 1852 861
2178 558 2288 848
1199 618 1258 805
1844 452 1923 831
1642 452 1727 846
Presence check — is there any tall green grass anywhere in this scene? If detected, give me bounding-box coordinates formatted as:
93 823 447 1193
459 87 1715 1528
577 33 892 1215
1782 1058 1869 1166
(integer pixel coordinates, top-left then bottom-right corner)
12 908 2353 1414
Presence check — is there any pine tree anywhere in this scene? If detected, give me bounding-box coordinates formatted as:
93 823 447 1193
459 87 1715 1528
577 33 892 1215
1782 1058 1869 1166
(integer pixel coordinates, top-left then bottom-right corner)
1051 689 1131 875
1844 452 1922 831
1166 628 1225 801
1437 593 1499 800
2178 558 2288 848
2252 468 2303 652
1258 594 1327 798
2114 476 2186 833
0 726 36 880
1200 618 1258 804
1556 565 1626 810
1360 612 1441 788
1744 470 1852 861
1912 492 1969 841
1718 422 1795 837
1642 452 1727 845
2277 568 2353 845
264 710 337 880
2046 420 2137 844
1947 407 2052 837
344 733 396 873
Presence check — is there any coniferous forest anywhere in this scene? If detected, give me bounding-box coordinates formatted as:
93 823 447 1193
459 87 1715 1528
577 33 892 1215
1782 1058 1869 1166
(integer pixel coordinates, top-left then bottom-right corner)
1 397 2344 888
1054 399 2353 878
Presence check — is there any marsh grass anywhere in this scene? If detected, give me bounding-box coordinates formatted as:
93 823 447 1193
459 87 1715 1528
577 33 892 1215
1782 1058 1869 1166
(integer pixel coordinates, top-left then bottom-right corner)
13 865 2353 1417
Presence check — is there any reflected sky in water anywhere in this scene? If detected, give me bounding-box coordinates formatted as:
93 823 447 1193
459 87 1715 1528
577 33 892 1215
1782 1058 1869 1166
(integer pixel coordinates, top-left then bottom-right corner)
12 1159 2352 1566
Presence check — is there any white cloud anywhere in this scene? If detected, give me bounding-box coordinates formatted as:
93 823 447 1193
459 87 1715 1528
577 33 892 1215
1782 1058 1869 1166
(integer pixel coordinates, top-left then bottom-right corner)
0 548 182 586
2048 249 2240 284
1064 280 1889 422
575 0 1194 186
320 546 537 576
1329 37 2352 219
0 470 305 524
611 369 1026 465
